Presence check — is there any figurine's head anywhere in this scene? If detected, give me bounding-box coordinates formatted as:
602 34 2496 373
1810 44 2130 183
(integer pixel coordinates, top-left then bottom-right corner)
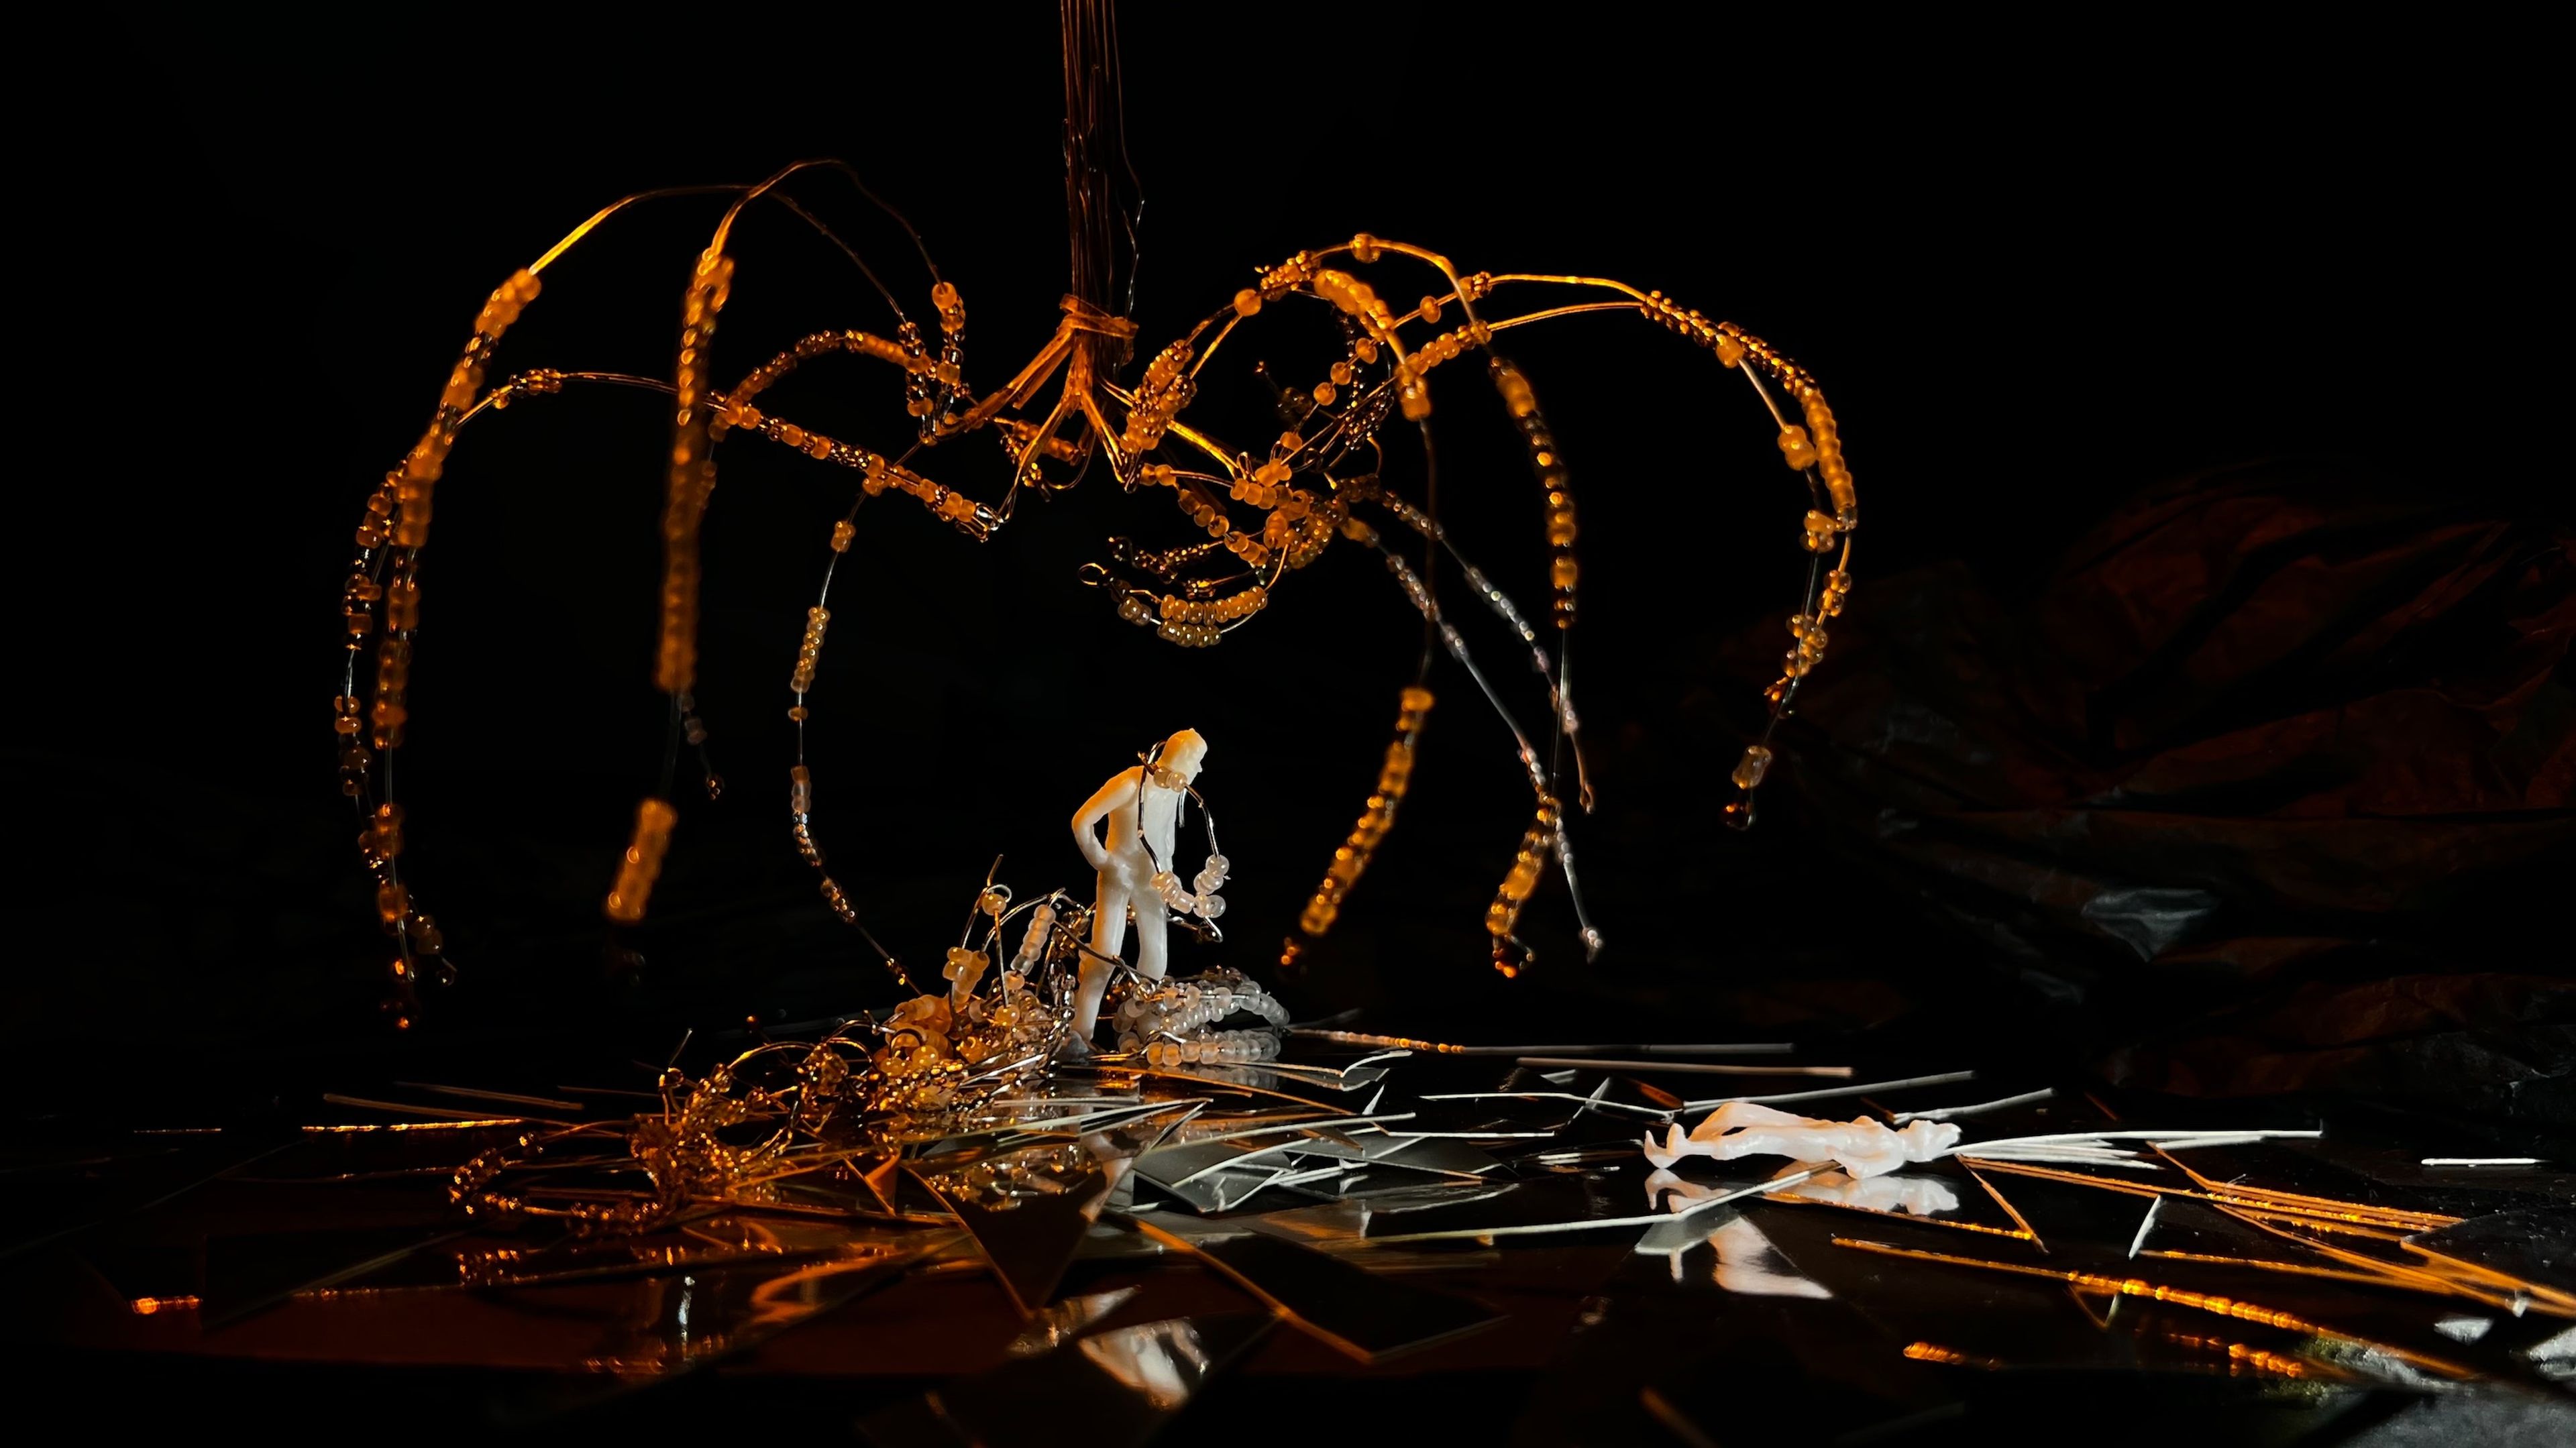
1157 728 1209 782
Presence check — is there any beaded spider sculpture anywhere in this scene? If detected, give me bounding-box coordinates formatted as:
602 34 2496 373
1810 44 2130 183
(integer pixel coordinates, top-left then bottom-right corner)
335 7 1860 1023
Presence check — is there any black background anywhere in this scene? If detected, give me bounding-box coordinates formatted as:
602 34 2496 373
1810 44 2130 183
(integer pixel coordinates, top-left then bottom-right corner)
6 11 2553 1095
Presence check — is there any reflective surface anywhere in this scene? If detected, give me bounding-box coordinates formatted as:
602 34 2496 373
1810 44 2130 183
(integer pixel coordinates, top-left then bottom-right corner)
7 1042 2571 1441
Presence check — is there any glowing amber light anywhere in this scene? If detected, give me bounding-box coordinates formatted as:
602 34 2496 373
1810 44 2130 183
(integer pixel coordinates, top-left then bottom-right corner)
1840 1238 2477 1380
605 798 678 923
1902 1342 2000 1369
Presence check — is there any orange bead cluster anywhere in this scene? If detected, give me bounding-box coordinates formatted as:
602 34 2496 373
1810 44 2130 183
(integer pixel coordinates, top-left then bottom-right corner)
1777 423 1821 471
332 693 364 767
656 249 737 697
1760 568 1854 710
930 282 969 428
1273 502 1342 569
1819 567 1854 620
790 606 830 694
1118 339 1193 455
360 802 404 866
1731 744 1773 791
1401 319 1492 380
1311 267 1403 334
1494 361 1579 629
1783 609 1829 681
1165 470 1232 541
788 765 820 862
1299 687 1436 937
862 449 989 539
482 366 565 410
604 797 678 924
395 270 541 554
1486 795 1563 975
1157 586 1266 647
1802 392 1858 524
367 605 413 748
1638 289 1750 369
718 329 925 425
352 477 395 551
899 319 935 427
727 401 994 541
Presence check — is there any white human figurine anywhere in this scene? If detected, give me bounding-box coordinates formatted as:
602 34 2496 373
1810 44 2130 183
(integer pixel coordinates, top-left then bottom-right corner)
1642 1101 1962 1178
1069 729 1210 1043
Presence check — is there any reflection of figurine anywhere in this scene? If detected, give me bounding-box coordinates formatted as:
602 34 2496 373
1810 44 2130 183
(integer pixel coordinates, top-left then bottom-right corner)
1788 1169 1960 1216
1643 1101 1960 1178
1070 730 1221 1040
1077 1319 1211 1410
1708 1215 1832 1298
1635 1177 1833 1296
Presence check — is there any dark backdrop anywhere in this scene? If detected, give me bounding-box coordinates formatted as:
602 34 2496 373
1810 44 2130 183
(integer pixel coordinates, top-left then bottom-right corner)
5 11 2553 1098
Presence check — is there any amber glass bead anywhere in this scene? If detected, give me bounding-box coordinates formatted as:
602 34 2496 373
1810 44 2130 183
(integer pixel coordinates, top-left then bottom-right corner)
1777 425 1819 471
604 797 678 924
1732 744 1774 790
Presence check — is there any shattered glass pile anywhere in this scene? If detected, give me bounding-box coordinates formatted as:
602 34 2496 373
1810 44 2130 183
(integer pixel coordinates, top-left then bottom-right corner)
12 1035 2569 1441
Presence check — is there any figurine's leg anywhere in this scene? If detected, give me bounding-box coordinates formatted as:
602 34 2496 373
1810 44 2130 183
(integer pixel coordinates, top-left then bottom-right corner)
1133 895 1169 983
1074 876 1132 1040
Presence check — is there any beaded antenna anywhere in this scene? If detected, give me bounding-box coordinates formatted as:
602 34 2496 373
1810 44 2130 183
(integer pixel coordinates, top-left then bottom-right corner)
335 3 1859 1022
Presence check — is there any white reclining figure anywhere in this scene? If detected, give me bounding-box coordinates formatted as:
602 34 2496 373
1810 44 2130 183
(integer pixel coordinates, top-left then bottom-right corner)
1642 1101 1961 1178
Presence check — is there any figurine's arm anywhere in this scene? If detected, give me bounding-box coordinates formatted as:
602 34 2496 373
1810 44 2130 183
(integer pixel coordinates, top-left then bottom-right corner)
1071 768 1142 873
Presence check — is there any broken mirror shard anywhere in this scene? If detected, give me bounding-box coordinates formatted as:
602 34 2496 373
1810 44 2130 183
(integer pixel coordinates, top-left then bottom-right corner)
861 1313 1273 1448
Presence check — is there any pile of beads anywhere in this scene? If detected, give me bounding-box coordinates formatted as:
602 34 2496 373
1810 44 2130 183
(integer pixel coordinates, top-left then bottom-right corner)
1112 968 1289 1067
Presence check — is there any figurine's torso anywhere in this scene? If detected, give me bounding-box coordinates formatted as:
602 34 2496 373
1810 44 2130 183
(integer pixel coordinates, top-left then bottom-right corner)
1102 766 1182 879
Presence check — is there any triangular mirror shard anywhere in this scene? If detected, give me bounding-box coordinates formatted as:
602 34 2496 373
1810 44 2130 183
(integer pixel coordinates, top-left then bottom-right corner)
910 1165 1108 1314
1130 1217 1501 1362
861 1313 1272 1448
